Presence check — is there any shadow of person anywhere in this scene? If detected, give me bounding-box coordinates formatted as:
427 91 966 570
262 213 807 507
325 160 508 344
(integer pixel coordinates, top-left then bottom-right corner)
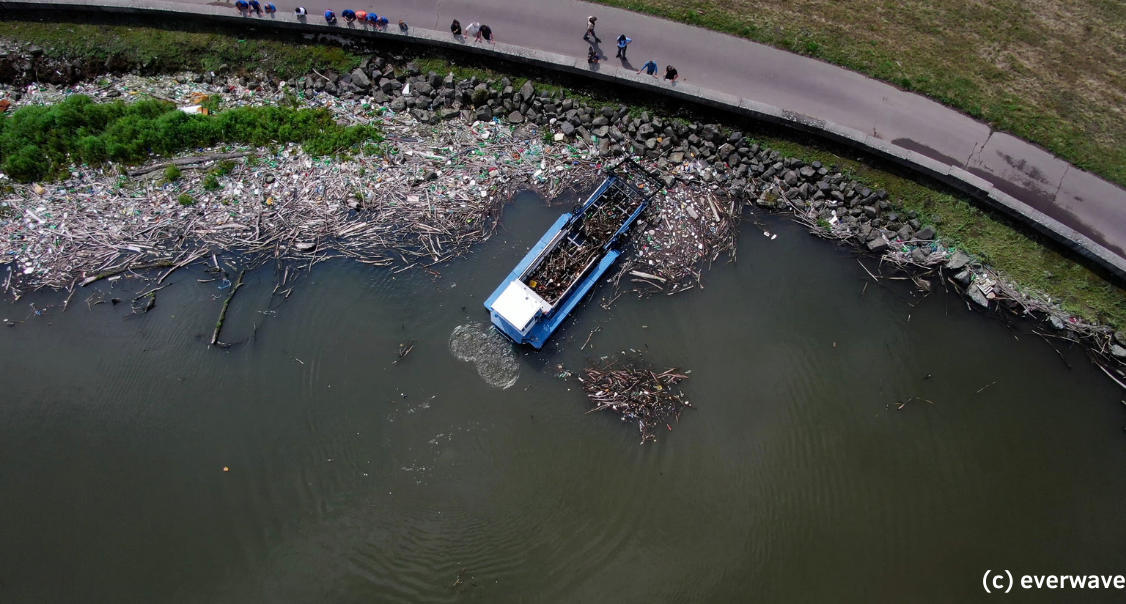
454 33 465 43
296 15 306 22
619 57 634 70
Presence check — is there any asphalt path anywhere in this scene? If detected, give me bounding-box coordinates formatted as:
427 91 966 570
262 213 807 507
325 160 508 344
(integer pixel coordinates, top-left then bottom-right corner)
194 0 1126 261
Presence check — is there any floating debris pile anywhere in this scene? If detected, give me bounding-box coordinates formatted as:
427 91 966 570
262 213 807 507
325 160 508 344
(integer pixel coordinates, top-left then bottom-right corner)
579 360 693 443
0 99 602 294
613 186 739 295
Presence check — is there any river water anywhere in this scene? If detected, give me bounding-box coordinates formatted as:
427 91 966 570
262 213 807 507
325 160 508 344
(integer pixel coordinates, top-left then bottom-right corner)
2 192 1125 603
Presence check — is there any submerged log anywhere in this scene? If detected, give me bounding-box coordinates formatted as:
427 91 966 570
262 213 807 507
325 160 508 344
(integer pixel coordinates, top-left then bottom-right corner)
210 270 246 346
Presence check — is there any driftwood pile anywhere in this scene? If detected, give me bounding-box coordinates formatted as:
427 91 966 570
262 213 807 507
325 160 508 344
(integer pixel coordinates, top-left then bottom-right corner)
579 361 693 443
0 100 603 296
612 186 739 297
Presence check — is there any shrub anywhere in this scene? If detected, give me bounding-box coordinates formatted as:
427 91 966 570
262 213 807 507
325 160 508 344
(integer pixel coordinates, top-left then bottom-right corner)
0 95 383 182
3 144 47 182
163 164 182 182
202 172 221 191
177 193 195 206
213 160 237 176
471 87 490 107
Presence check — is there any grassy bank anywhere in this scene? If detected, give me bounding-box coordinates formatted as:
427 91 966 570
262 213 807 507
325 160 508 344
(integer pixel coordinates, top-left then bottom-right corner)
590 0 1126 190
0 95 381 181
0 19 1122 326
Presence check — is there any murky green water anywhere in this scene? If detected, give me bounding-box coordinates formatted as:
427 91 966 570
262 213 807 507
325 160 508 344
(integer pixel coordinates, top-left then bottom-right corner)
2 192 1125 603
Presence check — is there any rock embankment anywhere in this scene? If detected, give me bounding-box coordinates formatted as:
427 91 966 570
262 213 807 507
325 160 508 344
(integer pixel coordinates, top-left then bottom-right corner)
0 44 1121 368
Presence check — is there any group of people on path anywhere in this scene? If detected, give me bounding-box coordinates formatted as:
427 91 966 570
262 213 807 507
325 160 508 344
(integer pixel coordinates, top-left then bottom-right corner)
234 1 393 27
233 0 276 16
321 9 396 28
229 4 674 82
450 20 494 44
583 15 678 83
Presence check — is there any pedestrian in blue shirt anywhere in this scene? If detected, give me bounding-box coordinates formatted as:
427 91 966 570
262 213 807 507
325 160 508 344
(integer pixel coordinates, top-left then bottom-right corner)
263 2 276 14
248 0 261 15
342 9 356 22
234 0 248 13
324 9 336 23
616 35 631 59
637 60 658 76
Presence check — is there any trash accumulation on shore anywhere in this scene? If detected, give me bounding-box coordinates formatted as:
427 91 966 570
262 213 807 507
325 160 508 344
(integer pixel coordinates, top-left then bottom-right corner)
0 43 1124 376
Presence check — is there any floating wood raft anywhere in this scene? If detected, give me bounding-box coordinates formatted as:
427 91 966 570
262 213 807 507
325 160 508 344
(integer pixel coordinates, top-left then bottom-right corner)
484 159 660 349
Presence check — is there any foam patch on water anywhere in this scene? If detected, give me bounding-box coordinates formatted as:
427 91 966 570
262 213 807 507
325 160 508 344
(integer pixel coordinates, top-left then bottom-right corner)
449 323 520 389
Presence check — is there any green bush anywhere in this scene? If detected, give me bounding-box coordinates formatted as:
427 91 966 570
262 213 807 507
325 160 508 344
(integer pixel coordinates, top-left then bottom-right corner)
203 172 221 191
0 95 383 182
4 144 47 182
177 193 195 206
213 160 237 176
163 164 182 182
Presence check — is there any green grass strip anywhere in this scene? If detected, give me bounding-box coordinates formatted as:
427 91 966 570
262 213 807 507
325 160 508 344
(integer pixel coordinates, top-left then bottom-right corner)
0 95 382 181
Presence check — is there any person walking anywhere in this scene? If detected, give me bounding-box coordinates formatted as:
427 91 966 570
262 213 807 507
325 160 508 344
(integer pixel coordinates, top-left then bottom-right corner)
587 46 601 64
583 16 601 43
615 34 631 59
356 10 367 23
247 0 261 15
263 2 276 15
399 20 409 32
324 9 336 23
234 0 248 13
476 24 493 43
451 19 462 37
342 9 356 23
465 22 481 39
663 65 678 82
294 6 307 16
637 60 658 76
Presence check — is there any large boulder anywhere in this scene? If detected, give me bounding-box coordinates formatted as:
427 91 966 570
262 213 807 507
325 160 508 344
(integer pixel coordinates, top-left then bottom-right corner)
968 287 990 308
946 250 971 270
350 68 371 90
867 236 890 254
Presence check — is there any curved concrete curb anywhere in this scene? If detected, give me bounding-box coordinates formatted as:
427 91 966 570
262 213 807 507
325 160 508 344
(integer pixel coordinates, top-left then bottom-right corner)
3 0 1126 282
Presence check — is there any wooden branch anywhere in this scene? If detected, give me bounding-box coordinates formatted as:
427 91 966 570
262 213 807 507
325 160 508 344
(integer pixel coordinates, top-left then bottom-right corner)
211 270 246 346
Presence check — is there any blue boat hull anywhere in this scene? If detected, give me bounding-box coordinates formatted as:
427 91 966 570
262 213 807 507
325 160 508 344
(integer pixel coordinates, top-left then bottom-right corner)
483 160 658 349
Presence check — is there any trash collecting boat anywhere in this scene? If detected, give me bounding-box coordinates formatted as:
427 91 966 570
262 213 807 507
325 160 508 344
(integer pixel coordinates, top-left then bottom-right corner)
484 159 660 349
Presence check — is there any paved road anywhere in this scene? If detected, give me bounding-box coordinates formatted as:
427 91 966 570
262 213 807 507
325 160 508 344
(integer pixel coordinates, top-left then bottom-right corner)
191 0 1125 263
